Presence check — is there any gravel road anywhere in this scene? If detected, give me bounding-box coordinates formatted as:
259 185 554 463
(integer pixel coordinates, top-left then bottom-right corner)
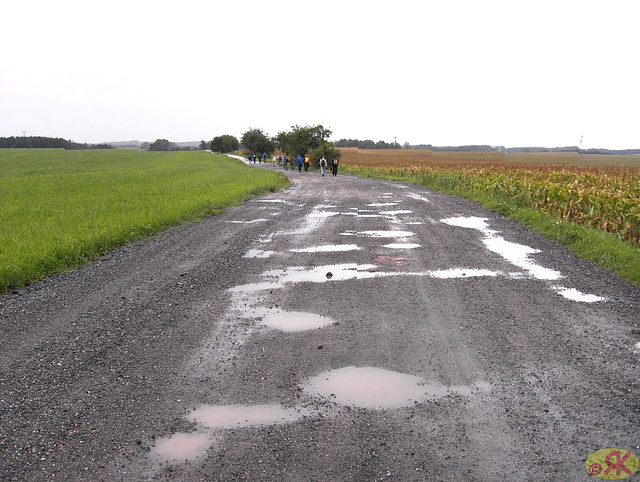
1 162 639 481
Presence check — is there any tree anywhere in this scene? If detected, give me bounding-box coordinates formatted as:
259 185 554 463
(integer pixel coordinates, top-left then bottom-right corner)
198 140 208 150
276 124 332 158
149 139 176 151
309 143 341 167
241 128 275 156
210 134 240 154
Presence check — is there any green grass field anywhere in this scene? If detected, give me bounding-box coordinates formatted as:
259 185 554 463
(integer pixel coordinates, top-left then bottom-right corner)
0 149 288 292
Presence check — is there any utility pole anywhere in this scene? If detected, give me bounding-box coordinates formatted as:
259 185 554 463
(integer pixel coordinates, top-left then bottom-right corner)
580 135 583 150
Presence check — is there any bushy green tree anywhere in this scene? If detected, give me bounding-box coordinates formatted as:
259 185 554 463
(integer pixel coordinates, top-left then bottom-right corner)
275 124 332 158
309 143 341 167
149 139 176 151
241 128 275 156
210 134 239 153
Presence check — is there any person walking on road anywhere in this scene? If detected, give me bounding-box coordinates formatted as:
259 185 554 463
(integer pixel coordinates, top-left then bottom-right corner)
284 155 289 170
296 154 303 172
331 156 339 176
319 156 327 176
303 154 310 172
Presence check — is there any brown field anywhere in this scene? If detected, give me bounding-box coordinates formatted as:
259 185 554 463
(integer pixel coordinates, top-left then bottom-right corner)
338 147 640 171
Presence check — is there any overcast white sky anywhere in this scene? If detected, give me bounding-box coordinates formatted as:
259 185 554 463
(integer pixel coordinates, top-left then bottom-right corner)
1 1 638 149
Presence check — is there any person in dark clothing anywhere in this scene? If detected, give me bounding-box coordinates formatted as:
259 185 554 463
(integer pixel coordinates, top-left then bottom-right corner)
296 154 303 172
331 156 339 176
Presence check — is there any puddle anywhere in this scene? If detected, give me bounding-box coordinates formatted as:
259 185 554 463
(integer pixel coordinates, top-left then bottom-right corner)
483 237 561 280
187 404 308 430
229 264 383 292
244 249 275 258
552 286 607 303
380 210 413 216
356 230 415 238
307 211 340 218
291 244 359 253
383 243 421 249
254 199 297 206
151 432 211 462
440 216 606 302
441 216 561 280
227 219 269 224
302 367 487 409
367 202 399 207
260 311 335 332
406 193 431 203
229 263 507 292
429 268 500 279
441 216 494 232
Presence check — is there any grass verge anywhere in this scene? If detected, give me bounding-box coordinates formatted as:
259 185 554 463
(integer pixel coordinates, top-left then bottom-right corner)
0 149 288 292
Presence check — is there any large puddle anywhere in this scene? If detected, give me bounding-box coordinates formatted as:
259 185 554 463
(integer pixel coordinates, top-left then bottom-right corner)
260 311 335 332
291 244 360 253
341 230 415 238
151 432 211 462
302 366 487 409
229 263 507 292
441 216 606 301
383 243 421 249
379 210 413 216
187 404 309 430
441 216 561 280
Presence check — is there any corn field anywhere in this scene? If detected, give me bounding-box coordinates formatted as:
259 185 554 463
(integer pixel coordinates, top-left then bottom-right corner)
340 149 640 245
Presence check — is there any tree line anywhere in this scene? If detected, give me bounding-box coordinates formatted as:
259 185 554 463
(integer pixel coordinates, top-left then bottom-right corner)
331 139 401 149
0 136 113 150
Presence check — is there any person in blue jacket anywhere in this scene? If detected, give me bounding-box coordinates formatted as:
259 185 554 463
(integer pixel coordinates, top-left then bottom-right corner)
296 154 303 172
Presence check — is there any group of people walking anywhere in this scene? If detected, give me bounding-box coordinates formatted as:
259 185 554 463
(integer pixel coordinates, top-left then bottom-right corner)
254 153 340 176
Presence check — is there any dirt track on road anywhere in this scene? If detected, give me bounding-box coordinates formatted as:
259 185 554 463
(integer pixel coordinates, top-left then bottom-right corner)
1 164 639 481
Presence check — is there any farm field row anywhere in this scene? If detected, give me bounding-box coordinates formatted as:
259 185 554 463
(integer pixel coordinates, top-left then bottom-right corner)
0 149 288 292
338 147 640 169
340 148 640 285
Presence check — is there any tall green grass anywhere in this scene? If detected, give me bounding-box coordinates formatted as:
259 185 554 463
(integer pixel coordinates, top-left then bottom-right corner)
0 149 288 292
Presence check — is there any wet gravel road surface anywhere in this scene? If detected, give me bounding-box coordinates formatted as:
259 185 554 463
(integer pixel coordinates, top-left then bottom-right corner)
1 164 639 481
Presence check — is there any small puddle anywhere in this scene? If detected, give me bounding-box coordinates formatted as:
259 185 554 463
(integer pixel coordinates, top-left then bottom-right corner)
406 193 431 203
356 230 415 238
552 286 606 303
244 249 275 258
254 199 297 206
291 244 359 253
187 404 308 430
380 210 413 216
308 211 340 218
260 311 335 332
430 268 500 279
384 243 421 249
302 367 486 409
367 202 399 207
151 432 211 462
227 219 269 224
